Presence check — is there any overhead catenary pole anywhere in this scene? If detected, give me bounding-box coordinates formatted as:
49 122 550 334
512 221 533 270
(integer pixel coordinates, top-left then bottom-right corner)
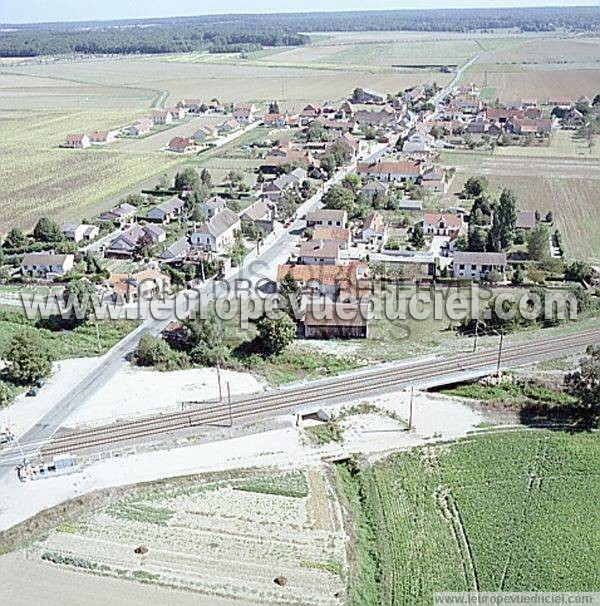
473 320 479 353
217 362 223 403
496 330 504 378
408 383 414 431
227 381 232 427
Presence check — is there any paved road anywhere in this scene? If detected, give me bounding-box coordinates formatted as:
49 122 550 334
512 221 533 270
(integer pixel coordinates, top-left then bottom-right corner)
427 55 480 122
0 142 386 478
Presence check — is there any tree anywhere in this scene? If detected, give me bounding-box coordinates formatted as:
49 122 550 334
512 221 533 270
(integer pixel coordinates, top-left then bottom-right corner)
305 120 328 142
4 330 53 385
322 184 356 215
410 223 426 249
343 173 361 192
33 217 63 243
3 227 28 249
351 87 365 103
200 168 212 188
495 188 517 249
184 313 228 365
255 313 296 357
279 273 301 319
467 226 487 252
62 279 99 325
0 381 15 407
454 235 468 252
134 334 182 369
565 260 593 284
565 345 600 428
511 264 524 285
268 101 280 114
527 223 549 261
227 170 244 190
462 176 488 198
190 205 208 224
174 168 200 191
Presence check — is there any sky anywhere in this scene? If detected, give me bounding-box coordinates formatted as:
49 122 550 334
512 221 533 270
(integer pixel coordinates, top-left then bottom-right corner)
1 0 599 24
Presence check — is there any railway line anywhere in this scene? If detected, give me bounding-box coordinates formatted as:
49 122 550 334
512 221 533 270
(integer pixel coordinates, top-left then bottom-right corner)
39 328 599 457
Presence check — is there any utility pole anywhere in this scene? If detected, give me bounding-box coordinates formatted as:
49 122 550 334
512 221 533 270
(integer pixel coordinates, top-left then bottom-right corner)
496 330 504 378
408 383 414 431
217 362 223 403
95 321 101 353
473 321 478 353
227 381 232 427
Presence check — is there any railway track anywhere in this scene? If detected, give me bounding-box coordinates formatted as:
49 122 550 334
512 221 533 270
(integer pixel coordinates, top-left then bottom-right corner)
39 328 599 457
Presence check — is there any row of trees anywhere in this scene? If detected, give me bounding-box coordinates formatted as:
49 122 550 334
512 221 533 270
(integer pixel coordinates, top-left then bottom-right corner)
0 25 308 57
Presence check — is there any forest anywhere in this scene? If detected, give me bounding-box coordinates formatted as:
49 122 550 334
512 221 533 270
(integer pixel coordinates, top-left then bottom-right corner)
2 6 600 57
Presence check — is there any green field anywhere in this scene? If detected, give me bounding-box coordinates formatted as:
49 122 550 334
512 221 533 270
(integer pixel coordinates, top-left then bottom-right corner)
441 147 600 263
336 430 600 605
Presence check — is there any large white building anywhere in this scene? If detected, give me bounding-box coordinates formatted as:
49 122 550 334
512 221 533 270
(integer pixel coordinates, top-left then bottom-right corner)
452 252 507 281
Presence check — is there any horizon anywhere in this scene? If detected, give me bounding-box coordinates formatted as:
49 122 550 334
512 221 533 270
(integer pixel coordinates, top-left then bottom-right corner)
2 1 600 26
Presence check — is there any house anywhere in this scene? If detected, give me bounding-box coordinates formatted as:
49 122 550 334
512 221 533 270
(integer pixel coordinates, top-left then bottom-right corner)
61 223 99 243
177 98 204 113
452 251 507 281
546 96 572 109
277 261 369 300
234 103 257 114
168 136 195 153
167 107 185 120
90 130 118 145
521 98 539 108
299 240 341 266
233 107 255 124
241 201 276 233
508 118 552 136
264 113 289 128
159 236 190 262
300 103 322 123
359 212 387 245
312 227 351 249
352 88 386 104
356 160 422 183
306 209 347 228
398 199 423 211
218 119 240 134
403 130 435 154
422 213 465 236
420 168 447 193
260 179 286 202
108 268 170 304
105 224 165 257
21 253 74 278
191 208 241 253
302 302 368 339
152 110 173 125
129 118 152 136
360 181 390 200
98 202 137 225
193 124 218 142
339 100 356 117
353 108 397 128
516 210 538 230
64 134 90 149
147 195 186 223
200 195 227 218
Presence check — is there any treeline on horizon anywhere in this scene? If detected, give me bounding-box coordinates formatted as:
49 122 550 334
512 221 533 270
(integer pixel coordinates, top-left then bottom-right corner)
2 6 600 57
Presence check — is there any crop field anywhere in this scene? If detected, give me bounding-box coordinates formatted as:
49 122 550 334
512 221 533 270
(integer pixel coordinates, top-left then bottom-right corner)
463 36 600 101
441 149 600 262
0 109 183 231
336 430 600 606
29 470 346 606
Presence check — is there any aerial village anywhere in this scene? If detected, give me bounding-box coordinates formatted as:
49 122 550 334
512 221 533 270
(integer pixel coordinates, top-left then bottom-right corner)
9 78 581 342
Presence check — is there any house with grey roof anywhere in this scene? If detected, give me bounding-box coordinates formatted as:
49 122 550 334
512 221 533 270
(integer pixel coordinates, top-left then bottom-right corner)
452 252 507 281
105 224 166 258
147 195 185 223
21 253 75 278
516 210 538 230
241 201 276 233
200 195 227 219
159 236 191 262
98 202 137 225
62 223 99 243
360 181 390 200
190 208 241 253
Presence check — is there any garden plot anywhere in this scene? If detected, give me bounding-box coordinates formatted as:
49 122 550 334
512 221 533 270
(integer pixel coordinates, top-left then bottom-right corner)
30 470 346 606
